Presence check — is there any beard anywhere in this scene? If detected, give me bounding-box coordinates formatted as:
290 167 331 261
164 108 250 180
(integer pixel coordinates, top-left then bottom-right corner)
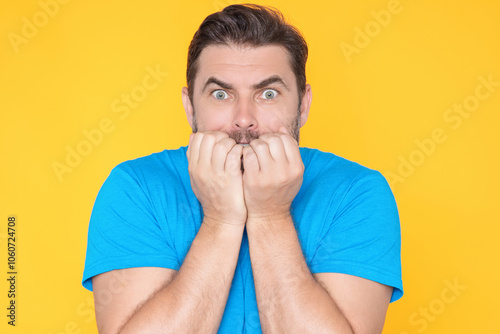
191 107 302 144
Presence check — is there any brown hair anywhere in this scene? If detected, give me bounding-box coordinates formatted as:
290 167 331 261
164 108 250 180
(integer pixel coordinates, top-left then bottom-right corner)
186 4 308 101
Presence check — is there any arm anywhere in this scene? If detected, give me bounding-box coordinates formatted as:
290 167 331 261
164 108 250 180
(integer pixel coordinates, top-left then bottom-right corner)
246 215 392 333
246 214 354 333
93 267 177 334
93 132 247 333
242 129 392 333
93 226 242 334
116 220 244 333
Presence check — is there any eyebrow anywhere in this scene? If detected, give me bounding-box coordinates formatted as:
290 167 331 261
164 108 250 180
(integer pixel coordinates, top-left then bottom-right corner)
201 75 290 93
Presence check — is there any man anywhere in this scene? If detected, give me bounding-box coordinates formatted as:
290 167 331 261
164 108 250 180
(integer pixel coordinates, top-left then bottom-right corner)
82 4 402 333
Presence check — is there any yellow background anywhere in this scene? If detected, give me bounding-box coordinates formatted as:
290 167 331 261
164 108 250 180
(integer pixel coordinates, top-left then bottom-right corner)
1 0 499 332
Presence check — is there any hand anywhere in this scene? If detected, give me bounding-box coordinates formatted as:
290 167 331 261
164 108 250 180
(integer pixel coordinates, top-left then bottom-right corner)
242 127 304 222
187 131 247 226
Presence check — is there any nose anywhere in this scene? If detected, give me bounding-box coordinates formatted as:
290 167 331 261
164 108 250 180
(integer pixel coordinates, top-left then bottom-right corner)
232 97 257 130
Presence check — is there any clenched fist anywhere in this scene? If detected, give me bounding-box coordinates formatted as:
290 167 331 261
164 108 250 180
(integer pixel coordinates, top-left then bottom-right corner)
241 127 304 222
187 131 247 227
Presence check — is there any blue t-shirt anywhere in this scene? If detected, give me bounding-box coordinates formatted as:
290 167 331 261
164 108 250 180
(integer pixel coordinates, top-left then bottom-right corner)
82 146 403 333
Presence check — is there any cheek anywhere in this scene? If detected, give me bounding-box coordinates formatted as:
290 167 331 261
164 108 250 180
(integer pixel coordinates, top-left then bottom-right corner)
260 104 297 132
195 107 232 131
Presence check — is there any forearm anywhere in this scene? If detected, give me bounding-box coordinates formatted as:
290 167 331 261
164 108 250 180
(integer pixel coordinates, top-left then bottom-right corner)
119 218 244 334
247 214 354 334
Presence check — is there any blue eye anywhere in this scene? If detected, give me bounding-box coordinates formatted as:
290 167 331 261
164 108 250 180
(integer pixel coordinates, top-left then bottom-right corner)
262 89 277 99
213 90 228 100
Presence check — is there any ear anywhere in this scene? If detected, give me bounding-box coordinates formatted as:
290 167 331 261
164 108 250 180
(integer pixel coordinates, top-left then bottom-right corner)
182 86 194 129
299 84 312 128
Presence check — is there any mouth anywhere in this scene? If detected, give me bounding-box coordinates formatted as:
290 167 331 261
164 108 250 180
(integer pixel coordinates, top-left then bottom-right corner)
228 130 259 146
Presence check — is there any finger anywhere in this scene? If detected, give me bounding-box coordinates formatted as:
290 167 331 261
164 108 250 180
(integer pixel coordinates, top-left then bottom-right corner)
212 137 238 172
226 144 244 175
249 138 273 172
242 145 260 176
258 133 287 163
280 133 302 167
198 131 228 166
188 132 205 164
278 126 299 145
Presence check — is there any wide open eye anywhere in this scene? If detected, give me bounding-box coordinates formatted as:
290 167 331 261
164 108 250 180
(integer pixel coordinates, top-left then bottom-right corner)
261 89 278 100
212 90 228 100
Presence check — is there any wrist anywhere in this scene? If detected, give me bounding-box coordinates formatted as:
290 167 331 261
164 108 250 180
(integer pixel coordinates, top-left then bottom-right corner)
246 205 291 221
246 210 292 230
202 214 247 229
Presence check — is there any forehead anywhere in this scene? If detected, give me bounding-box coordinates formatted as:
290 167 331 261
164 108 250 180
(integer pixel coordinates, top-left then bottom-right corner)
195 44 296 90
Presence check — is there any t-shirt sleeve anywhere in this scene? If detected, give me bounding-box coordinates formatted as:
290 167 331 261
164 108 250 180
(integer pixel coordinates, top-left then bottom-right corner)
309 170 403 302
82 163 179 291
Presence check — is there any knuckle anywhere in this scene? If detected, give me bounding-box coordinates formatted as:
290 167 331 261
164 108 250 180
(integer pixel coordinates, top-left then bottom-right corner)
267 136 282 145
221 137 237 150
252 141 268 151
293 162 304 174
275 174 288 185
217 131 229 140
203 134 216 145
193 132 204 141
212 142 228 155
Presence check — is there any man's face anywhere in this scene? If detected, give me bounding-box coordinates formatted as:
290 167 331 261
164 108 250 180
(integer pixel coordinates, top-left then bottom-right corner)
182 44 311 143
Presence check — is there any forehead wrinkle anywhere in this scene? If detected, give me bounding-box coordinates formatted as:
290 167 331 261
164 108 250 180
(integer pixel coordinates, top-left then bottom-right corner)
201 76 234 93
251 75 290 92
196 44 296 94
201 74 290 94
